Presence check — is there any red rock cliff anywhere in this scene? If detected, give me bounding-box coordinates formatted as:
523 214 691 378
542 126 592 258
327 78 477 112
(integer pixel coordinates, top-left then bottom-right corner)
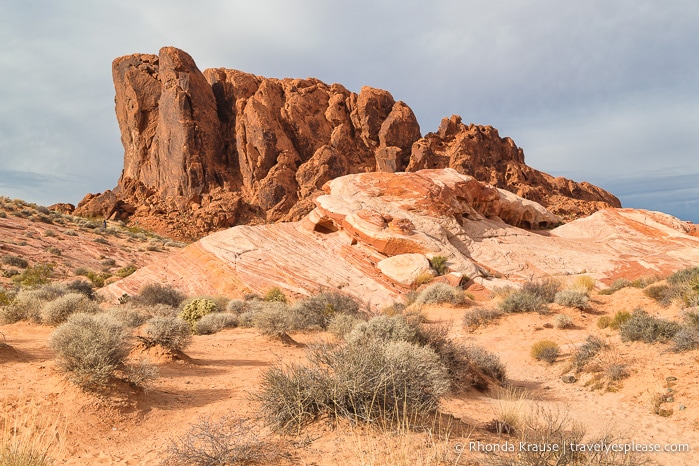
76 47 620 239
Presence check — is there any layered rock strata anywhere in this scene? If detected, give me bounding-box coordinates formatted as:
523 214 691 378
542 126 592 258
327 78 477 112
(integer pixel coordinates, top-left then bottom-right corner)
76 47 619 240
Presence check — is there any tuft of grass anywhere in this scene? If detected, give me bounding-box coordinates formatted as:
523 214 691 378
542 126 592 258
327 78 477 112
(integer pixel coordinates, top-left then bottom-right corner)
608 310 631 330
572 335 605 371
263 287 287 303
1 399 63 466
1 255 28 269
530 340 559 364
572 275 595 292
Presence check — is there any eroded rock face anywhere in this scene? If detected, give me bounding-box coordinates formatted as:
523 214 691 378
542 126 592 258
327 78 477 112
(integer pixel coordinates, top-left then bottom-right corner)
406 115 621 220
77 47 619 239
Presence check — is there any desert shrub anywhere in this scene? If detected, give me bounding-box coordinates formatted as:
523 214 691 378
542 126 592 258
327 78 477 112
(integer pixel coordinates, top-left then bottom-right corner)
196 313 238 335
644 284 672 305
572 275 595 292
522 278 561 303
499 290 546 313
47 247 61 256
630 275 659 288
554 290 589 309
161 415 288 466
258 337 450 432
100 258 116 268
414 283 464 306
256 363 331 432
85 270 111 288
247 301 293 335
135 284 185 308
41 293 99 326
554 313 574 329
597 316 612 328
672 326 699 352
666 267 699 307
413 272 434 286
428 255 449 276
66 279 95 300
1 255 28 269
291 291 361 329
0 289 48 323
74 267 89 277
572 335 605 371
530 340 559 364
619 309 682 343
462 307 503 328
327 313 363 338
606 363 630 382
116 265 137 278
124 358 159 387
263 287 287 303
107 306 150 328
462 345 507 385
179 298 217 332
682 308 699 327
143 316 192 351
30 283 68 301
0 290 11 307
608 310 631 330
11 264 53 288
413 323 506 390
226 299 248 314
599 278 632 295
2 269 20 278
93 236 109 245
50 313 131 388
345 315 416 345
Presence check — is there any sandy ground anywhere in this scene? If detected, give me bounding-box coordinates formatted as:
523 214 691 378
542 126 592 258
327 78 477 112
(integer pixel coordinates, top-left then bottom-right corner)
1 285 698 465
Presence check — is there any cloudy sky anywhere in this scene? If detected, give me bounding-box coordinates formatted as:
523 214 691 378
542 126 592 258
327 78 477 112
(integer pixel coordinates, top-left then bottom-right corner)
1 0 697 222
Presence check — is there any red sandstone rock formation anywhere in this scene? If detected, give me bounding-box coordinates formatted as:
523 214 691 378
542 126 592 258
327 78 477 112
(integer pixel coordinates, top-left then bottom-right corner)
76 47 619 239
406 115 621 220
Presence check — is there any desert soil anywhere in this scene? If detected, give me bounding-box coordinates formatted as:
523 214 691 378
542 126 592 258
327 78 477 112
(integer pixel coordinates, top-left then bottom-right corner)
1 285 698 465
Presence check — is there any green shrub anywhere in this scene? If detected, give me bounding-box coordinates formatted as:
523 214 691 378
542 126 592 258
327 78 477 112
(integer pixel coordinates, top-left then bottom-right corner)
41 293 99 326
2 254 28 268
554 290 589 310
608 310 631 330
135 284 185 308
428 256 449 276
597 315 611 329
86 271 111 288
263 287 287 303
462 307 503 328
116 265 137 278
50 313 131 388
143 316 192 351
179 298 217 332
619 309 682 343
414 283 464 306
530 340 559 364
196 313 238 335
345 315 416 345
11 264 53 288
554 313 574 329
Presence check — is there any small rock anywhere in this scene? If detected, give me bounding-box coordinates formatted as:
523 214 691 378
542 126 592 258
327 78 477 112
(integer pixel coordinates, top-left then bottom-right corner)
679 404 686 411
543 323 554 329
666 396 675 403
666 376 678 382
561 375 577 384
